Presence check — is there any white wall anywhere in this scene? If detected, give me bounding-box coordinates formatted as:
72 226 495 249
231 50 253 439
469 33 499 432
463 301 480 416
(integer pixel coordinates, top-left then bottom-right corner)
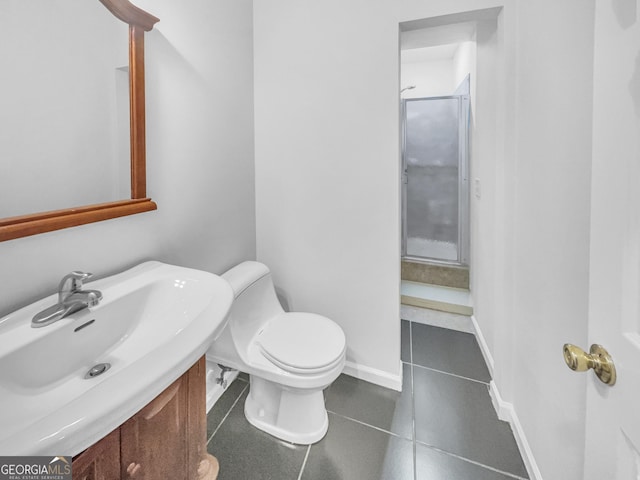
469 18 500 364
400 41 475 100
401 55 454 98
453 41 476 92
508 1 594 477
0 0 255 318
254 1 593 479
253 0 403 388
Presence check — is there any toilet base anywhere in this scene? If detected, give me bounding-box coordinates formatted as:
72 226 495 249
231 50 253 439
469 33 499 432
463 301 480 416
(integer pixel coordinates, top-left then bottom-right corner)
244 376 329 445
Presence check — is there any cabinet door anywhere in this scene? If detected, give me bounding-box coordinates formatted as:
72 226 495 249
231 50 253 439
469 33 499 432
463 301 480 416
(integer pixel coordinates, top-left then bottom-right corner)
72 428 120 480
120 374 190 480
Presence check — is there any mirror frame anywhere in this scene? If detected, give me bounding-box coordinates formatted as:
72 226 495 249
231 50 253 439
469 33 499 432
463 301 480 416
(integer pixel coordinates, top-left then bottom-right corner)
0 0 159 242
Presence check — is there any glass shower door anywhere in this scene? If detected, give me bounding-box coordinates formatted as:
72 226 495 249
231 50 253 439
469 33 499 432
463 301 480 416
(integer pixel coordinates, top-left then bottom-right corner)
402 95 469 264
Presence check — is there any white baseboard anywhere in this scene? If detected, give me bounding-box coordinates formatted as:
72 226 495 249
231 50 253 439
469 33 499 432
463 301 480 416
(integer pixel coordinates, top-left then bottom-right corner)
342 360 403 391
470 315 495 377
472 316 541 479
489 381 543 480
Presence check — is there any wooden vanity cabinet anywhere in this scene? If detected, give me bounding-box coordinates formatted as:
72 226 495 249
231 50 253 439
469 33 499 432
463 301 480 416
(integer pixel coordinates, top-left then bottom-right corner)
72 428 120 480
72 357 218 480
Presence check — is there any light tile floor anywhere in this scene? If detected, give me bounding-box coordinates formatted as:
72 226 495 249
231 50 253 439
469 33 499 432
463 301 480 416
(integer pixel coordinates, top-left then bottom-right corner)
206 320 528 480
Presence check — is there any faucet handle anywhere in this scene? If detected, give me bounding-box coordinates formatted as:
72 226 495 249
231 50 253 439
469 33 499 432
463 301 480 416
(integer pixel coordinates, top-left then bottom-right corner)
69 271 92 280
58 271 93 302
66 271 93 287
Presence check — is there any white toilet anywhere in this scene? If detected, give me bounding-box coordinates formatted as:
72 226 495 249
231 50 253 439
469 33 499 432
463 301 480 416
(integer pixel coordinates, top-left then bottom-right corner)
206 261 346 444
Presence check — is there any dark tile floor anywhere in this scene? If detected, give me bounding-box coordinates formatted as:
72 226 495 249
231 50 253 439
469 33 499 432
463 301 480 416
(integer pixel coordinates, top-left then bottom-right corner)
206 320 529 480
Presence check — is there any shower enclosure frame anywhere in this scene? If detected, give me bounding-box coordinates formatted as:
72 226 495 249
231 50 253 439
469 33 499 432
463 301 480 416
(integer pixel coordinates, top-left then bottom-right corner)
401 94 470 266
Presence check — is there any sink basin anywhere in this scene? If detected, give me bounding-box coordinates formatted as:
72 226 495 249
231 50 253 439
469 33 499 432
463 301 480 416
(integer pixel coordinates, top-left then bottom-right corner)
0 261 234 456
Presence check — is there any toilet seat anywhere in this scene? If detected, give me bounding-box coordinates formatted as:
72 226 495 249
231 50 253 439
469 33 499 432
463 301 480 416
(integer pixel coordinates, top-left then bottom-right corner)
257 313 346 374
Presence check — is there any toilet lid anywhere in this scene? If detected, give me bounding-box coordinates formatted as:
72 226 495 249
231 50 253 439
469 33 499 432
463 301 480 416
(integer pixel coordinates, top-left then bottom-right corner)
257 313 346 372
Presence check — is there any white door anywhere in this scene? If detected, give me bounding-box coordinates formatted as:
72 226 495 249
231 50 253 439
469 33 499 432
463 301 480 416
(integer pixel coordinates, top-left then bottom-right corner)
583 0 640 477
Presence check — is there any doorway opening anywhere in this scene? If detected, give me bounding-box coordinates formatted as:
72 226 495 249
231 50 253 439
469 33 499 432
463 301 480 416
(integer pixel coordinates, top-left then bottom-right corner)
400 22 475 293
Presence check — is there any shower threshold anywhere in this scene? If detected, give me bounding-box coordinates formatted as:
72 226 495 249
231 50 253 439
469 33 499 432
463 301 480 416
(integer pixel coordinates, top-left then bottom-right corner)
402 258 469 290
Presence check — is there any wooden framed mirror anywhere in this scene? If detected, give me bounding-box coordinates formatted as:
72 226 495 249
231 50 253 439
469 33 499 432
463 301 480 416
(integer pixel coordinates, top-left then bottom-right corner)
0 0 159 242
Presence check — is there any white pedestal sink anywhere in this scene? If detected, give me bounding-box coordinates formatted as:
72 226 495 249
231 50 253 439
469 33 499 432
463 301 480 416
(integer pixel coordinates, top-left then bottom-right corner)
0 261 233 456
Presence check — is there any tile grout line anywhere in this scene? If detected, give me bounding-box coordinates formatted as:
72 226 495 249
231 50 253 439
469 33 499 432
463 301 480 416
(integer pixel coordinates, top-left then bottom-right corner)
325 410 410 440
296 445 311 480
409 322 417 480
414 440 529 480
207 382 249 445
411 362 491 386
408 320 526 478
408 319 413 365
325 323 415 444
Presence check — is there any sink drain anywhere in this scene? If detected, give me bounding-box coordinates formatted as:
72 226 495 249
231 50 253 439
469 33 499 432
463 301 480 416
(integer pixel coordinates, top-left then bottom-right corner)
84 363 111 379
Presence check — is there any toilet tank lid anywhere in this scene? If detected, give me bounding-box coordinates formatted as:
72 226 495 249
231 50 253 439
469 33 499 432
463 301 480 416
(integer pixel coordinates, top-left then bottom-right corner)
222 261 271 298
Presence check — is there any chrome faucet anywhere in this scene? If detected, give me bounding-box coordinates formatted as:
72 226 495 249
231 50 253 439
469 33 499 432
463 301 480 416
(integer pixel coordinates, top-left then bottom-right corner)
31 271 103 328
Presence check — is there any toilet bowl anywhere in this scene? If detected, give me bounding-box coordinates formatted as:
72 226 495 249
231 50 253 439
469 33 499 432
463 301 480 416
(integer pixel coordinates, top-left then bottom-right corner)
206 261 346 444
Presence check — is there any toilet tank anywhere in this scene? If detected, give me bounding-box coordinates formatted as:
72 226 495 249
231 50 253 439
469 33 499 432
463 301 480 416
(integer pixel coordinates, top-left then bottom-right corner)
220 261 285 363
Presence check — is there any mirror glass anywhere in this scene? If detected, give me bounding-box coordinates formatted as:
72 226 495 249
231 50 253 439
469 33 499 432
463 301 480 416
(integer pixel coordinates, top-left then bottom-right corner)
0 0 130 218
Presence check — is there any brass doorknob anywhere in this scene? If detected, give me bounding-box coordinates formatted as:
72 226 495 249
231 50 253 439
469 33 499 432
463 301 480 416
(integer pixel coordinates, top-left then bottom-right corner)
563 343 616 386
